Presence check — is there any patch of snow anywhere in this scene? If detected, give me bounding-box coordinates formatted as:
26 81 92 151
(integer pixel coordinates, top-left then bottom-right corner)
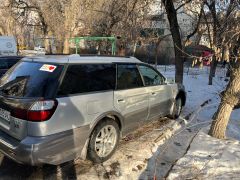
167 128 240 180
154 66 240 179
158 66 226 114
159 65 240 140
144 66 240 179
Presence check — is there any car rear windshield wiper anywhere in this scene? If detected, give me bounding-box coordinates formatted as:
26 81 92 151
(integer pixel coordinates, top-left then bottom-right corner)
0 76 29 97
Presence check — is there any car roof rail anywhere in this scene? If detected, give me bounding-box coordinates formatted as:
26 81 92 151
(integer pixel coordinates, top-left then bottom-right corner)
69 54 133 58
68 54 81 57
45 53 70 55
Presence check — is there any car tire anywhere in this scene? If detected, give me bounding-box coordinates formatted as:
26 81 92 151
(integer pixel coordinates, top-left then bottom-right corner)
168 98 183 119
87 118 120 163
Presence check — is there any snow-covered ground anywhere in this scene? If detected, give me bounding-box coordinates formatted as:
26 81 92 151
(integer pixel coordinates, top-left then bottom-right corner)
167 128 240 180
159 65 240 140
158 65 240 179
159 65 227 116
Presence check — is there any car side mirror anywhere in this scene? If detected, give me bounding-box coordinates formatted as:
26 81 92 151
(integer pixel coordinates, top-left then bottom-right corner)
165 77 175 84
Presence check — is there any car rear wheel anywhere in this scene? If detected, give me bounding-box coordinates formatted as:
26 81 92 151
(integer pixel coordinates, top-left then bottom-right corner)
169 98 182 119
87 119 120 163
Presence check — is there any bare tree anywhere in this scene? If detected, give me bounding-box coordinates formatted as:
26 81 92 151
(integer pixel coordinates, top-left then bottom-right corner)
161 0 184 83
208 9 240 138
203 0 238 85
5 0 49 49
38 0 86 53
5 0 87 53
209 40 240 138
82 0 152 55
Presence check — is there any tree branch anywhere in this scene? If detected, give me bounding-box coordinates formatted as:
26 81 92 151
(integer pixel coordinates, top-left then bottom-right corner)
185 4 204 43
176 0 193 11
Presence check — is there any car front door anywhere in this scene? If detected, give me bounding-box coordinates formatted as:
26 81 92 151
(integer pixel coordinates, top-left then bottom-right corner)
138 64 172 120
114 64 149 134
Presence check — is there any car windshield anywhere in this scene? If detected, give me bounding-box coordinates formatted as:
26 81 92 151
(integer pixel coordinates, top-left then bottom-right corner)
0 61 63 98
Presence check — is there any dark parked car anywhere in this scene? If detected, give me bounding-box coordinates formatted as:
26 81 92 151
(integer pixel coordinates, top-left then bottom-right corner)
0 56 23 77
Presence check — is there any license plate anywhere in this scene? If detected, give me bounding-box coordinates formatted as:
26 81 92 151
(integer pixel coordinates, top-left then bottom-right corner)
0 108 10 122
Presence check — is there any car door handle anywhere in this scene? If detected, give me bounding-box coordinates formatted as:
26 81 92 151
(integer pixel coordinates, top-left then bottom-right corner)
151 92 157 95
118 99 125 103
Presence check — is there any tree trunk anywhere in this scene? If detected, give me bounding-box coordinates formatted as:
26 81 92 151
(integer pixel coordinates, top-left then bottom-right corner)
207 1 219 85
226 66 231 77
44 34 52 54
209 62 240 139
56 40 64 54
132 41 137 56
208 56 218 85
155 49 158 68
63 33 70 54
155 39 160 68
209 102 233 139
63 39 70 54
162 0 184 84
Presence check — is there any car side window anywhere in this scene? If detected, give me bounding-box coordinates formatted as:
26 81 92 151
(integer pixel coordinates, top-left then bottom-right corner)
7 59 20 68
117 64 143 90
0 59 8 69
138 65 164 86
58 64 116 95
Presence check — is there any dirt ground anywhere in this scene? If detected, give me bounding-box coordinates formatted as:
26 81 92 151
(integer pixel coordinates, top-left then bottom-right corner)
0 118 179 180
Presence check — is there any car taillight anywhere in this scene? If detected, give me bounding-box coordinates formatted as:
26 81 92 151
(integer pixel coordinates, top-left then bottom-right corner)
28 110 52 121
28 100 57 121
12 100 57 122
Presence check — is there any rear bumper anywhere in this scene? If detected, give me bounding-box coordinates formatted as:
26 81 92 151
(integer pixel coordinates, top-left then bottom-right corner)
0 125 90 166
0 130 33 165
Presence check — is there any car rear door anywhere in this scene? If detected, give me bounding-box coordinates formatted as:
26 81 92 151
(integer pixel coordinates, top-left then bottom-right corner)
138 64 173 119
114 64 149 134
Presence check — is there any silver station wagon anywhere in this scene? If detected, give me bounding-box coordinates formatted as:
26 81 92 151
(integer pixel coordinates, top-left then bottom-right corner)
0 55 186 165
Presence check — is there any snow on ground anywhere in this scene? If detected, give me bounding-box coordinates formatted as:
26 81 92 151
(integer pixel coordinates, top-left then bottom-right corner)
140 65 240 179
158 65 227 114
156 65 240 179
167 128 240 180
159 65 240 141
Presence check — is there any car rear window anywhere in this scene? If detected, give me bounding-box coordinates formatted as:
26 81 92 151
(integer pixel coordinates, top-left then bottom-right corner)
0 61 63 98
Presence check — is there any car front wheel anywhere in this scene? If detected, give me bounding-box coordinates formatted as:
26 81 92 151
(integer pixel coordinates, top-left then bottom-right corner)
169 98 182 119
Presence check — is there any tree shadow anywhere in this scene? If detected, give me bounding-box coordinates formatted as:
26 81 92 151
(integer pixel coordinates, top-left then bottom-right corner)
41 161 78 180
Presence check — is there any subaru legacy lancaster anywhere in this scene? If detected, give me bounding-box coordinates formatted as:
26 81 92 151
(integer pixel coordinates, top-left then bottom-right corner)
0 55 186 165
